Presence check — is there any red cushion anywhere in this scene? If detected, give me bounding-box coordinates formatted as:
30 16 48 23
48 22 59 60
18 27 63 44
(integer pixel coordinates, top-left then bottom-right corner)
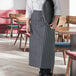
26 33 30 37
19 29 26 33
19 29 26 31
66 51 76 60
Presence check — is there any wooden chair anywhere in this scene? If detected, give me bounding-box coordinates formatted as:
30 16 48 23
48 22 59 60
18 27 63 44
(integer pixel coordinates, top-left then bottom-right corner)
14 25 26 47
66 51 76 76
65 34 76 76
6 14 19 38
55 34 76 76
14 14 30 51
57 16 69 42
66 16 76 24
14 25 30 51
53 26 71 76
55 27 70 65
65 16 76 76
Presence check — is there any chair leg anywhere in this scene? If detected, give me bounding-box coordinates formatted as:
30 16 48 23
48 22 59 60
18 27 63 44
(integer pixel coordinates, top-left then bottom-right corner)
63 50 66 65
6 27 9 37
24 35 28 52
14 33 20 45
66 57 72 76
19 33 22 48
22 35 25 40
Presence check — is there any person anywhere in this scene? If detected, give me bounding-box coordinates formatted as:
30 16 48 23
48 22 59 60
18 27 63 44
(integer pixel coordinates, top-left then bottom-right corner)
25 0 62 76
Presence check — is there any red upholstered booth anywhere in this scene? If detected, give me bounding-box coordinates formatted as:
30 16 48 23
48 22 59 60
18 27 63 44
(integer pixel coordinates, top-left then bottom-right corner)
0 10 26 34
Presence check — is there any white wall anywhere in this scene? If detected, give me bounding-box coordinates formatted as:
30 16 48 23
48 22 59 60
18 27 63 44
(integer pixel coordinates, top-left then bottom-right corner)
0 0 26 10
0 0 69 15
69 0 76 30
60 0 69 16
13 0 26 10
0 0 69 13
70 0 76 16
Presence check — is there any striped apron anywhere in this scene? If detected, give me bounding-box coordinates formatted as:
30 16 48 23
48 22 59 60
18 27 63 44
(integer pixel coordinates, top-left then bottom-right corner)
29 10 55 69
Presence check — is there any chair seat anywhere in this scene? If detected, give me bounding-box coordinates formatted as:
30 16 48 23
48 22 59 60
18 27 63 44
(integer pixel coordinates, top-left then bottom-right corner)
19 29 26 33
55 42 71 48
19 28 30 37
19 29 26 31
8 25 19 28
66 51 76 60
26 33 31 37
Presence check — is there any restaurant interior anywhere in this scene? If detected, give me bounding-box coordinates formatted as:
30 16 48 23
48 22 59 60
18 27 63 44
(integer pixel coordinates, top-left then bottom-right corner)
0 0 76 76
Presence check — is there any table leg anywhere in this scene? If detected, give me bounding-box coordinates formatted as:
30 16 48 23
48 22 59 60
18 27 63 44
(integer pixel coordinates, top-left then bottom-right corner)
10 18 13 38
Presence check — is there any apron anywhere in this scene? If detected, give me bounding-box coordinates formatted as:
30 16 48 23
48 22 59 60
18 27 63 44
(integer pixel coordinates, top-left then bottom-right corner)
29 10 55 69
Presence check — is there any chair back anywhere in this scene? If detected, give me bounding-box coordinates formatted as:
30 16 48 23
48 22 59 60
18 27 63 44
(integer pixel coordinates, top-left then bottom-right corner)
55 27 70 42
9 14 25 19
15 14 25 17
55 27 69 32
66 16 76 24
58 16 66 27
9 14 16 19
15 14 26 23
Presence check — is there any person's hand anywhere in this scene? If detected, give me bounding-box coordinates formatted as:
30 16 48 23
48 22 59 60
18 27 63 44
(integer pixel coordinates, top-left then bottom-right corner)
50 20 57 29
26 24 30 34
26 19 31 35
50 15 60 29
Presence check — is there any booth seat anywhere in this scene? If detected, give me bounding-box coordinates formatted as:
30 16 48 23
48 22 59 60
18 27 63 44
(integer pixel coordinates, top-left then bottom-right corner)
0 10 26 34
55 42 71 65
55 42 71 48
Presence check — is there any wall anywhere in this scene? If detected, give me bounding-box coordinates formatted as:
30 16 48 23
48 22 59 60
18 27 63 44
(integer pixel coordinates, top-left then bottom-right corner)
0 0 69 14
69 0 76 31
0 0 26 10
70 0 76 16
60 0 69 16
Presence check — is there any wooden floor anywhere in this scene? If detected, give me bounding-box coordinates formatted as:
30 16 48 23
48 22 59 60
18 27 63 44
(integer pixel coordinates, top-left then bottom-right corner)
0 37 68 76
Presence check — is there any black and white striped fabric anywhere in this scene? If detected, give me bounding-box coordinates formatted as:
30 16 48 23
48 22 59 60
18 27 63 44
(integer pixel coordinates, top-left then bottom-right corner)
29 11 55 69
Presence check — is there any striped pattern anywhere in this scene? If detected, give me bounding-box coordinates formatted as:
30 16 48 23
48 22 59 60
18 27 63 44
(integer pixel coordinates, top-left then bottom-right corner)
29 11 55 69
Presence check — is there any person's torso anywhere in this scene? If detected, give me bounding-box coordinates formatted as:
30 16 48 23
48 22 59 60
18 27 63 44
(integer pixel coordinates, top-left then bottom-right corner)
31 0 54 24
31 0 46 10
